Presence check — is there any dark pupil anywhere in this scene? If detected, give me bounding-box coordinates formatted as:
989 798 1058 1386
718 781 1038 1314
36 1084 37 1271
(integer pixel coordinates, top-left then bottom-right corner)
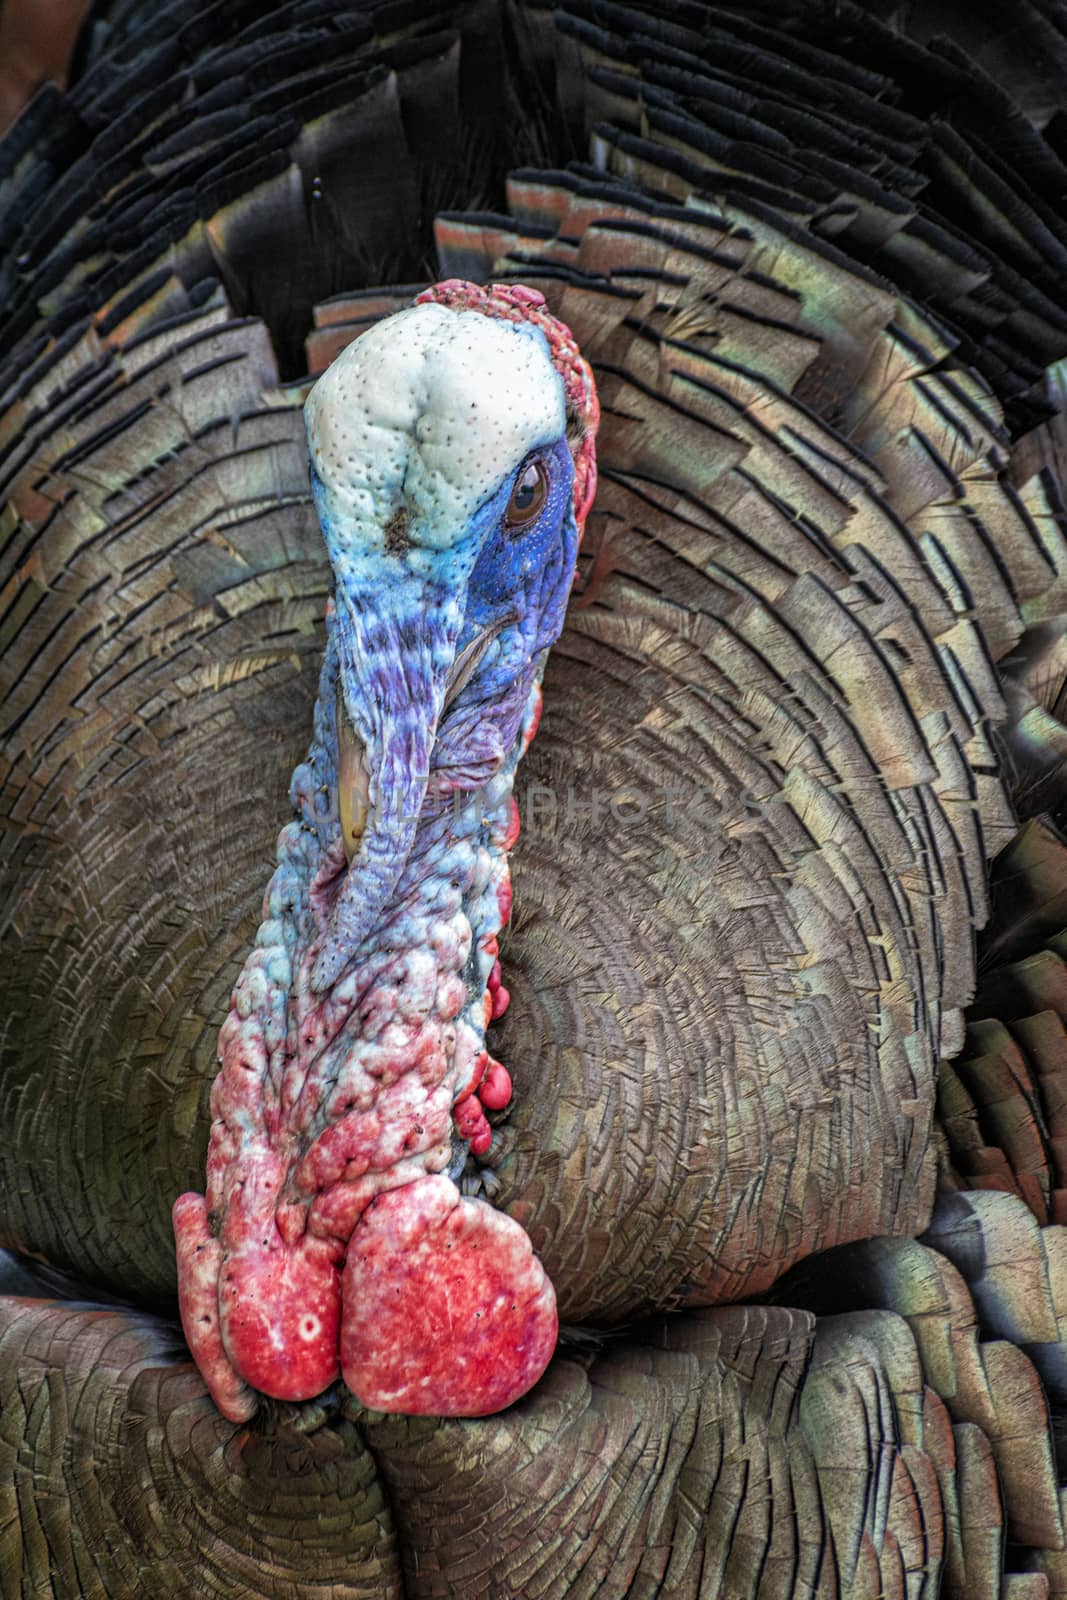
514 467 538 512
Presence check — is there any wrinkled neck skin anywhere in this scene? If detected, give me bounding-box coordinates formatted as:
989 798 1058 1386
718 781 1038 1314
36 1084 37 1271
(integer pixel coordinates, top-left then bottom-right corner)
271 595 550 1163
172 371 598 1426
173 595 560 1424
175 281 597 1425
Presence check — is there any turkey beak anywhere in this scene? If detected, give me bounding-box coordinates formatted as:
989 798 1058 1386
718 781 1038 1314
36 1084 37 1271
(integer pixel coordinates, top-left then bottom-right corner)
334 621 502 868
336 679 369 866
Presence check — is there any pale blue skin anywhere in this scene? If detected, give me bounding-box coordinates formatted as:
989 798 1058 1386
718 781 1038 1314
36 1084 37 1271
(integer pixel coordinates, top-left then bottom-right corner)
304 430 578 996
236 317 581 1173
228 405 578 1171
256 419 580 1237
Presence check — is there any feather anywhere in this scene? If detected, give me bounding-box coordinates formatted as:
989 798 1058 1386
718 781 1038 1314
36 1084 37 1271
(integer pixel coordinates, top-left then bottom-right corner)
9 0 1067 1592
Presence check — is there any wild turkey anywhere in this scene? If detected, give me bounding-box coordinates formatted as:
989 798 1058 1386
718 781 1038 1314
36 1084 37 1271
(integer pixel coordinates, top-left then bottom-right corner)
7 0 1067 1594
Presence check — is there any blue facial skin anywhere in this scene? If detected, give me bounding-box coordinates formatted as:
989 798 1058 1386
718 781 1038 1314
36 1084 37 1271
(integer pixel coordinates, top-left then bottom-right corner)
445 435 577 725
464 436 577 642
301 427 578 993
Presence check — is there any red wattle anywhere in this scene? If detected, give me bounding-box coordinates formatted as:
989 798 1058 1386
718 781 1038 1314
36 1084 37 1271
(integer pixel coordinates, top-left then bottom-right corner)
173 1192 257 1424
467 1119 493 1156
341 1175 558 1415
503 796 521 851
522 688 543 751
479 1060 513 1111
490 982 510 1019
454 1091 493 1154
217 1235 343 1403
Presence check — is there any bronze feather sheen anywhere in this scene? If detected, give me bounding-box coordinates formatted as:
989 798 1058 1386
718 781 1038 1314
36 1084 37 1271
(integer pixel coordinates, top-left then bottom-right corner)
6 0 1067 1595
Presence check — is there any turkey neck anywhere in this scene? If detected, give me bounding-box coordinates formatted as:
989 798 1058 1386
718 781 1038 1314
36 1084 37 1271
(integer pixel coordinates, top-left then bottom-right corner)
206 610 539 1224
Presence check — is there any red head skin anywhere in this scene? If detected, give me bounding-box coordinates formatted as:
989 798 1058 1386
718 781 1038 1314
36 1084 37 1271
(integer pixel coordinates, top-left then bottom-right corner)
173 283 599 1422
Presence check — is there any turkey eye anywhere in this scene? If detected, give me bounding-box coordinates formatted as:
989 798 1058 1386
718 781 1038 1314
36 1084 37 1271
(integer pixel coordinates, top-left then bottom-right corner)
504 459 548 529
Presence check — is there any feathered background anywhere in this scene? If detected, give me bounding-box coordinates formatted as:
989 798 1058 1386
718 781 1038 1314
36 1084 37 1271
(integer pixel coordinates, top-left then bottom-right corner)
6 2 1067 1594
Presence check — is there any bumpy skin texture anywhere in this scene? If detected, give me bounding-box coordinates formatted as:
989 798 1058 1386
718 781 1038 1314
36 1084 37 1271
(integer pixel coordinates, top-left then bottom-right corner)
174 282 598 1421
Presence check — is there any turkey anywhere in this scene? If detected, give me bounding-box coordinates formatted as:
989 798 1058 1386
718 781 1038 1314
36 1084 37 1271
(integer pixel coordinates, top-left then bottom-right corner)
172 279 595 1425
7 1 1067 1595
